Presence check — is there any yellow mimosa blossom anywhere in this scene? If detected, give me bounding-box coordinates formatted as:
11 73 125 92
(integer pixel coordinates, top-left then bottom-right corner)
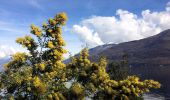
28 76 32 80
47 29 53 33
43 22 48 28
54 93 60 100
9 96 14 100
32 76 46 94
3 63 8 70
56 92 66 100
56 27 62 34
58 12 68 21
51 34 56 38
16 35 36 50
16 37 25 43
48 94 53 100
53 49 62 57
12 52 27 62
25 35 33 41
33 76 41 87
37 63 46 71
27 87 31 91
47 41 55 48
55 61 65 68
55 12 68 25
31 25 42 37
71 83 84 95
49 18 57 26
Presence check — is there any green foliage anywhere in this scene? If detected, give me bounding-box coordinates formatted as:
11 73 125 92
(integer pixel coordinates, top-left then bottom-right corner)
107 53 129 80
0 12 161 100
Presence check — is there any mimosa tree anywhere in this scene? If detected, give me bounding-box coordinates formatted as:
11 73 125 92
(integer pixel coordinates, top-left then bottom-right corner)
0 12 68 100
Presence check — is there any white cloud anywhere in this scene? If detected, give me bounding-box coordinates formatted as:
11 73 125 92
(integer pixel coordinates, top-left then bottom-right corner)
0 44 27 59
72 2 170 47
73 25 104 47
0 45 17 59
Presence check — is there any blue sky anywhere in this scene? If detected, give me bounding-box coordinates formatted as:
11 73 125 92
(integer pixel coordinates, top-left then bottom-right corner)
0 0 170 58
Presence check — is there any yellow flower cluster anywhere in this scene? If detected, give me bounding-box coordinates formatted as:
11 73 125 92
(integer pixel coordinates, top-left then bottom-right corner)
3 52 27 69
33 76 46 94
48 92 66 100
47 29 53 33
55 12 68 25
12 52 27 62
9 71 23 85
31 25 42 37
61 73 67 82
103 80 119 88
49 48 66 62
3 63 8 70
80 48 89 60
47 41 55 49
56 27 62 34
14 76 22 85
90 73 97 82
48 18 57 26
115 76 161 96
53 49 63 60
27 87 31 91
36 62 46 71
42 22 48 28
45 71 58 80
86 83 96 92
26 76 32 81
16 35 36 49
144 79 161 89
77 48 91 69
54 61 66 69
71 83 84 95
59 48 67 54
98 68 110 81
59 12 68 21
33 76 41 87
9 96 14 100
58 37 66 46
47 29 66 47
99 57 107 68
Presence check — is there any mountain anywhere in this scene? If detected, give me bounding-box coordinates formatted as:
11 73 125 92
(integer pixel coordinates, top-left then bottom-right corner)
87 29 170 98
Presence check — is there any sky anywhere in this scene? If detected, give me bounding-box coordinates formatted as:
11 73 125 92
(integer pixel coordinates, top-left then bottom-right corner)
0 0 170 59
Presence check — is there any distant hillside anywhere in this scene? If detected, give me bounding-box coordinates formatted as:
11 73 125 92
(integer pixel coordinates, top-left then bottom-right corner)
87 29 170 98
